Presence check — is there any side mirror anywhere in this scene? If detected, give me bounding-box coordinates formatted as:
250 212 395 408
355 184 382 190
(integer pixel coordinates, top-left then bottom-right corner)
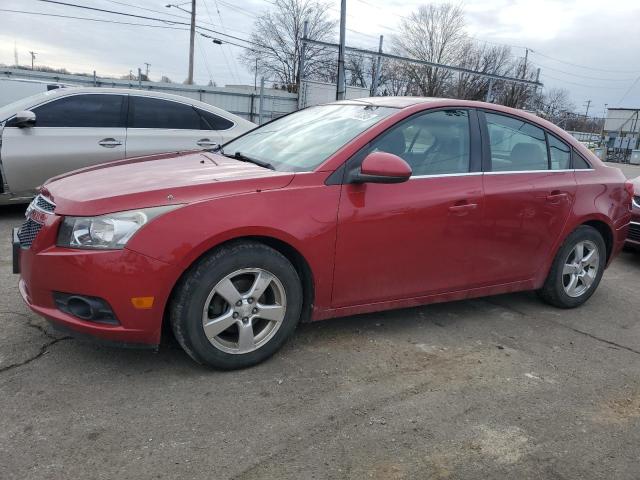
14 110 36 128
350 151 412 184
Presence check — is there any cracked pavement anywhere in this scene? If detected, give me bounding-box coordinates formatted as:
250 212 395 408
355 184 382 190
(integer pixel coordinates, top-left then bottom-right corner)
1 163 640 479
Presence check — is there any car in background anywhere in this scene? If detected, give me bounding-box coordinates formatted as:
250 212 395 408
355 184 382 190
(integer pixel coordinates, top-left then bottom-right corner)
0 87 255 203
627 176 640 248
14 97 633 369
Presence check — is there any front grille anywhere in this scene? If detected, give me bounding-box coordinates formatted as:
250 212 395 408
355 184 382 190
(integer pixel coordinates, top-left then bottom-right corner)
18 218 43 248
35 195 56 213
629 223 640 242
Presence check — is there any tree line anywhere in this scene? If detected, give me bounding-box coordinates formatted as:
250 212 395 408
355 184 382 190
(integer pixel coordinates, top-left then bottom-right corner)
240 0 581 123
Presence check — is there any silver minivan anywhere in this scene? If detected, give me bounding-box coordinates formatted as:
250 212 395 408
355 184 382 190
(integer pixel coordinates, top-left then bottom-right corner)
0 87 255 203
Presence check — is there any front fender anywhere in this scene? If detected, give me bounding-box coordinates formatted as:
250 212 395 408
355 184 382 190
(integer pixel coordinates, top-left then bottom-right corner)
125 178 341 312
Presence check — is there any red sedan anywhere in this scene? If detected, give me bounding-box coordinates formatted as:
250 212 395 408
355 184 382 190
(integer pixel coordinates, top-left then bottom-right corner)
14 97 633 369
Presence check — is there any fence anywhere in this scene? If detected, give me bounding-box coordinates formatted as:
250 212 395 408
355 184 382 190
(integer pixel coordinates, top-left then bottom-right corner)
0 68 298 124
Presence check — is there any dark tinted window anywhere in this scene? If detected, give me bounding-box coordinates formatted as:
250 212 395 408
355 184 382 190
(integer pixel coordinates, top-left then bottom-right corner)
572 150 592 169
197 108 234 130
27 94 124 127
485 112 548 171
129 96 201 129
549 134 571 170
371 109 470 175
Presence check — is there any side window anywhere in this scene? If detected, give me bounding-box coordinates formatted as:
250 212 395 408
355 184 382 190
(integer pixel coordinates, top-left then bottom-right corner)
129 97 202 129
548 134 571 170
370 109 470 176
572 150 592 169
485 112 548 171
27 94 124 128
196 108 234 130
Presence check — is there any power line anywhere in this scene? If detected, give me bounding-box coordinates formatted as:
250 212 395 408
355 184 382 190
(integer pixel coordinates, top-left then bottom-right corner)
539 71 628 90
618 75 640 105
0 8 192 30
530 50 640 74
30 0 263 48
531 61 637 82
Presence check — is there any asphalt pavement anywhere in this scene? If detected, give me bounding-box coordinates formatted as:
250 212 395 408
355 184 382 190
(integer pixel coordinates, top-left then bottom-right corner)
1 163 639 479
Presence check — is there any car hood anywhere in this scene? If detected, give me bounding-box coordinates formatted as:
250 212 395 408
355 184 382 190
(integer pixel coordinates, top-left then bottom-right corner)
43 151 294 216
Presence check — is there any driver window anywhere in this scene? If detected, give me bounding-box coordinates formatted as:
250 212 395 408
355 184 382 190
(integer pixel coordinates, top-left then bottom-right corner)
370 109 470 176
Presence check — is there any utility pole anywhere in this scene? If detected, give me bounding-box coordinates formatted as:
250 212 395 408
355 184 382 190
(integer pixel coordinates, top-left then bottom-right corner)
522 48 529 79
371 34 383 97
188 0 196 84
144 62 151 79
14 41 18 67
254 58 258 91
138 67 142 87
336 0 347 100
29 51 36 70
584 99 592 118
168 2 196 84
258 77 265 125
298 20 308 94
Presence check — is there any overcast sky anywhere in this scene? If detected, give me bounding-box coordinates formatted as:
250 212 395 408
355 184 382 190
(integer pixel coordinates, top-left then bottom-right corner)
1 0 640 116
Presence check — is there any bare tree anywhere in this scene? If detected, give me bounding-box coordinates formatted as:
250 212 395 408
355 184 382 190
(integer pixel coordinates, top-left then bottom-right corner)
378 60 414 96
392 3 467 97
449 41 512 100
239 0 336 92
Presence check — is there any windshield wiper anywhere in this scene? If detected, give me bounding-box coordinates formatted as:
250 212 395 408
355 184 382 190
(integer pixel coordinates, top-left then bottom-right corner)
227 151 275 170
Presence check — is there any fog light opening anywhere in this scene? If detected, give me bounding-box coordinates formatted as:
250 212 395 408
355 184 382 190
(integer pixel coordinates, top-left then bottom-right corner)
66 296 93 319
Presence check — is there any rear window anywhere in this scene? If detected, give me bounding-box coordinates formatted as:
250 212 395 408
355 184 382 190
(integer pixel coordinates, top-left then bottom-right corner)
129 96 201 130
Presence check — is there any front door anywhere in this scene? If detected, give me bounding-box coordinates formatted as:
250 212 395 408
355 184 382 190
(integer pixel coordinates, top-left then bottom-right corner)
1 93 126 195
332 108 484 308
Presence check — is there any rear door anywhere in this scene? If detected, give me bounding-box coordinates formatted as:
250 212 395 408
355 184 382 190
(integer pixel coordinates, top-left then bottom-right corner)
125 96 223 157
477 111 576 285
1 93 126 195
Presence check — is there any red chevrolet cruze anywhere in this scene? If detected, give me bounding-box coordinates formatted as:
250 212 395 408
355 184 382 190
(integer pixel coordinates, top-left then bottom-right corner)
14 98 633 369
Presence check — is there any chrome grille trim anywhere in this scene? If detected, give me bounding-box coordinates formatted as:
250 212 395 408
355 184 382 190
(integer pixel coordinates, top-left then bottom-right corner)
34 194 56 213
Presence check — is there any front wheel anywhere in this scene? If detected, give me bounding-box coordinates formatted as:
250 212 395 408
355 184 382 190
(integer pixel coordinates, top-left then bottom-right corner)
537 225 606 308
170 242 303 369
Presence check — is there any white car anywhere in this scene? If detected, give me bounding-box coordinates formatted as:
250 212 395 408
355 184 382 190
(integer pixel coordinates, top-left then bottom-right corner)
0 87 255 203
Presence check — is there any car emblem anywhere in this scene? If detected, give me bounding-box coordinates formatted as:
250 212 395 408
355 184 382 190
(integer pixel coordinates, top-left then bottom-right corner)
25 198 49 225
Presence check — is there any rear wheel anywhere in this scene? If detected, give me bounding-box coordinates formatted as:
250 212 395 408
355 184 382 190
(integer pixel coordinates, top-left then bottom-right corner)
538 225 606 308
170 242 303 369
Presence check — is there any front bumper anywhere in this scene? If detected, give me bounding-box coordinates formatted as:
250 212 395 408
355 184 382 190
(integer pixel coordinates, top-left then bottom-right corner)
17 223 179 345
625 220 640 247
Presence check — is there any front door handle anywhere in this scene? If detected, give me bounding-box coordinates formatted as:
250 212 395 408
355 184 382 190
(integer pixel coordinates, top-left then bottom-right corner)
196 138 218 148
546 191 569 203
98 138 122 148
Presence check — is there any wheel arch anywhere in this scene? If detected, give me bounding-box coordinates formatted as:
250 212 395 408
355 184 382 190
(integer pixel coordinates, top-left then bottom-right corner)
162 234 316 341
535 214 615 288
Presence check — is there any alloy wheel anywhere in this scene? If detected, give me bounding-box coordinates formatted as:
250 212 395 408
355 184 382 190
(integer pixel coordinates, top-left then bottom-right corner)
201 268 287 354
562 240 599 298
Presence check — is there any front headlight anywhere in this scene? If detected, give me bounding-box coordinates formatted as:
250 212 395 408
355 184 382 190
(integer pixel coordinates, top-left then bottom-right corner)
57 205 180 249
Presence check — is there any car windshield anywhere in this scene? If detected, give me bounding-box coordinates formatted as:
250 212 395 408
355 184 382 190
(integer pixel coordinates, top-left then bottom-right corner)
220 104 397 172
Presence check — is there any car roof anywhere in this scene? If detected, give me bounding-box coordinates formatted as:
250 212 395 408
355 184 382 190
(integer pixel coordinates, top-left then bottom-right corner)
0 86 254 126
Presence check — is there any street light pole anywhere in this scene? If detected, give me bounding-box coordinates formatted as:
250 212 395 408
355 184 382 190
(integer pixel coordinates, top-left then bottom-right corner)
167 2 196 84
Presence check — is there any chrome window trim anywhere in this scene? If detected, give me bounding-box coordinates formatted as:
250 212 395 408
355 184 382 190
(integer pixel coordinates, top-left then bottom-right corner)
410 172 482 180
630 221 640 226
408 169 597 179
485 169 594 175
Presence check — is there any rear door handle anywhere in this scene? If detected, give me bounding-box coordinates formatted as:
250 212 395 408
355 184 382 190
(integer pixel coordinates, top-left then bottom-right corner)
98 138 122 148
449 202 478 216
196 138 218 148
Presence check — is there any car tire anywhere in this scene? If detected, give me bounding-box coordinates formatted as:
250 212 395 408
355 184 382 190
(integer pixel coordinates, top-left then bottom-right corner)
170 241 303 369
537 225 606 309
